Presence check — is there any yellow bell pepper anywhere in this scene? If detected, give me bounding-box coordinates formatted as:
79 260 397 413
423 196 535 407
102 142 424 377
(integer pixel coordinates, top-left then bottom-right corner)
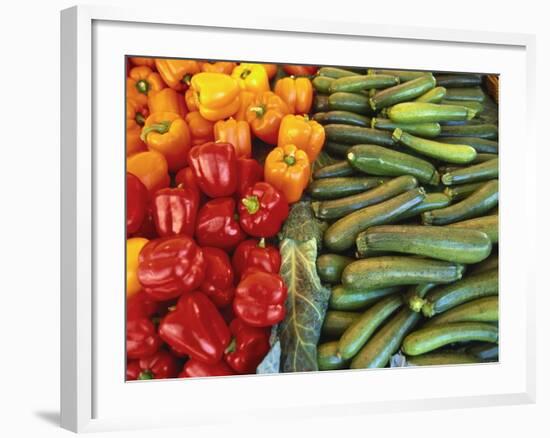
232 63 270 94
190 72 241 122
127 237 149 297
277 114 325 162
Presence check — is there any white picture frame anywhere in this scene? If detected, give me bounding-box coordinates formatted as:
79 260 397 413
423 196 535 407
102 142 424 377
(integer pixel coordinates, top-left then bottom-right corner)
60 4 537 433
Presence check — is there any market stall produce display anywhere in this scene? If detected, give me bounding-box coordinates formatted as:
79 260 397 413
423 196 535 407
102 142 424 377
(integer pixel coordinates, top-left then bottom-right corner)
125 58 499 379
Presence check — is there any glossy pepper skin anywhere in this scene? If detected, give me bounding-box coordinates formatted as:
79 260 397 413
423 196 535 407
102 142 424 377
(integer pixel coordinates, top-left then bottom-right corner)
235 90 255 121
195 198 246 251
238 182 289 238
185 111 214 146
148 88 187 117
127 173 148 235
137 235 206 301
127 150 170 195
214 118 252 159
261 64 277 79
141 112 191 172
201 61 236 75
232 238 281 281
129 56 156 68
126 316 161 359
185 88 199 112
232 63 270 94
188 142 237 198
159 291 231 364
264 144 310 203
155 58 201 91
190 72 241 122
225 319 270 374
200 247 235 308
274 76 313 115
151 187 199 238
127 237 149 298
236 158 263 199
277 114 325 163
233 268 288 327
179 358 235 378
282 65 318 77
126 99 148 156
175 166 201 193
127 291 158 320
126 350 179 380
246 91 289 144
127 66 165 108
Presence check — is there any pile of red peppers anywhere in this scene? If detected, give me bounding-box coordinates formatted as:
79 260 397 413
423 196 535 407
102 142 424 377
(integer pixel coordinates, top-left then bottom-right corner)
126 141 289 380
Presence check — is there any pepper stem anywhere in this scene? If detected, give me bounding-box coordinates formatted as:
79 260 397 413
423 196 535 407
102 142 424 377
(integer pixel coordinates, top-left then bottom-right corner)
284 155 296 166
135 112 146 127
240 69 252 79
257 238 266 248
137 370 153 380
136 79 149 95
182 73 192 86
140 121 171 141
241 195 260 215
224 337 237 354
249 105 266 118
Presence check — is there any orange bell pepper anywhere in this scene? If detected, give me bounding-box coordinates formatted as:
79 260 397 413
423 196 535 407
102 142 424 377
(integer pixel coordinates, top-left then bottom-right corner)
264 144 310 203
277 114 325 163
127 66 165 109
282 65 318 77
141 112 191 172
186 111 215 146
155 58 201 91
246 91 289 144
214 118 252 158
148 88 187 117
232 63 270 94
127 237 149 297
201 61 237 75
235 90 256 121
126 99 148 156
262 64 278 79
129 57 156 68
127 150 170 195
185 88 199 112
191 72 241 122
274 76 313 115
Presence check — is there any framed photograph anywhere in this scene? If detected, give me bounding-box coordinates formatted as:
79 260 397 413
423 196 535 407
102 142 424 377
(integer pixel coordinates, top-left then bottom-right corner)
61 5 536 433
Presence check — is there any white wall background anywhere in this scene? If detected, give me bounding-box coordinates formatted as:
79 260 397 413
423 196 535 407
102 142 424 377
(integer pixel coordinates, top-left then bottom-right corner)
0 0 547 436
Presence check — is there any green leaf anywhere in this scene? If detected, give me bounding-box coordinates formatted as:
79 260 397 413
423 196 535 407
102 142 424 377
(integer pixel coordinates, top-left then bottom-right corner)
277 237 331 372
279 201 327 250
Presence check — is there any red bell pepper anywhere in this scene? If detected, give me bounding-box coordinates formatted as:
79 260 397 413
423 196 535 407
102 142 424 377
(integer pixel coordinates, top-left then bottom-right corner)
127 291 159 320
151 187 199 237
127 172 148 235
159 291 231 364
175 166 200 192
225 319 270 374
188 142 237 198
126 350 179 380
178 358 235 378
238 182 289 238
132 204 159 240
200 247 235 308
232 238 281 281
282 65 318 76
127 317 162 359
195 197 246 251
233 268 288 327
236 157 263 199
137 235 206 301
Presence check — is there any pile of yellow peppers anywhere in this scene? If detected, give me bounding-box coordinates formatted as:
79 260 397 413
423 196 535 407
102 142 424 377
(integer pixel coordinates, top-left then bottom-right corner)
126 57 325 203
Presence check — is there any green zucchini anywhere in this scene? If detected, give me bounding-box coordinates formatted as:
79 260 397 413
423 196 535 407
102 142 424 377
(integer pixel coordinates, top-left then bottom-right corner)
424 296 498 326
422 179 498 225
422 268 498 317
402 322 498 356
313 160 355 179
404 283 437 312
414 86 447 103
371 117 441 138
328 92 374 115
393 128 477 164
438 137 498 154
338 295 403 360
440 99 484 113
324 124 395 147
369 74 436 111
387 102 477 124
472 153 498 164
347 144 440 186
435 74 482 88
321 311 360 338
324 141 352 157
350 308 421 368
313 94 329 112
329 284 402 311
313 111 370 127
406 351 479 366
312 76 335 94
308 176 387 200
312 175 418 220
469 253 498 275
389 193 451 223
317 254 355 284
443 86 486 103
441 159 498 185
318 67 358 79
342 256 465 290
318 341 349 370
439 123 498 140
443 182 485 201
324 188 426 252
356 225 492 264
367 69 429 82
467 342 499 361
447 215 498 243
329 74 400 93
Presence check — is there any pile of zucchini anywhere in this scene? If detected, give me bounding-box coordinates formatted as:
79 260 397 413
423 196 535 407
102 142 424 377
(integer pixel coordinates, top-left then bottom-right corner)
312 67 499 370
